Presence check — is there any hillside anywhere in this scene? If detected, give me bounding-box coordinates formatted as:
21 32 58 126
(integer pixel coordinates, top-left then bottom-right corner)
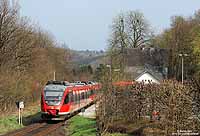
70 50 107 68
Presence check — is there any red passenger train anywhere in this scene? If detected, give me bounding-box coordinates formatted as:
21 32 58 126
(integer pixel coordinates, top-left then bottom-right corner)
41 80 100 120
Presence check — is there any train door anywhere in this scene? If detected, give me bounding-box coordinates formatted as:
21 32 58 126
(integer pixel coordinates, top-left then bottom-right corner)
73 91 78 111
60 91 73 113
64 94 69 104
69 91 74 112
60 93 70 113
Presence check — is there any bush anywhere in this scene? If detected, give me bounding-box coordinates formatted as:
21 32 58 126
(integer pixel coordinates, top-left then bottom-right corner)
96 80 200 135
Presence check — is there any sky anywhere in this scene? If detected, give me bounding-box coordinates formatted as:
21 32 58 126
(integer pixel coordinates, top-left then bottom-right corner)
19 0 200 51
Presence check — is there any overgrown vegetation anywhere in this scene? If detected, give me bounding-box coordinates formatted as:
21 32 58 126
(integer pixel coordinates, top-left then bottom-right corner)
96 81 200 135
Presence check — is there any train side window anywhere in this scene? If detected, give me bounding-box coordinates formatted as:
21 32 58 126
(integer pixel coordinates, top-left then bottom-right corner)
81 92 85 99
64 94 69 104
80 93 82 100
73 93 76 103
78 94 81 102
86 91 88 98
76 93 79 103
81 92 83 99
76 93 78 103
76 94 79 103
70 92 73 102
83 92 86 99
86 91 88 99
91 90 94 95
76 94 78 102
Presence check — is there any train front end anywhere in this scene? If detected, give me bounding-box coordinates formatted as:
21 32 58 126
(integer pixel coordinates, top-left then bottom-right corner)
41 81 70 120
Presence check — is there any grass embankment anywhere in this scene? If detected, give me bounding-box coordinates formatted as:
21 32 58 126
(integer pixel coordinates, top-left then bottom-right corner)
68 116 96 136
0 116 23 134
104 134 130 136
0 102 41 135
68 116 130 136
106 119 164 136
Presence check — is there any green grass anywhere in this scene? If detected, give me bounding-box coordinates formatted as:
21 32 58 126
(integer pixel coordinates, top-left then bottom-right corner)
67 116 131 136
0 103 41 135
68 116 96 136
0 115 23 134
104 133 130 136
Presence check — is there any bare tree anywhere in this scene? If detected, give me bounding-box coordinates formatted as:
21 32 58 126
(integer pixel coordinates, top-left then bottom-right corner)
0 0 72 112
109 11 151 50
125 11 151 48
0 0 20 66
107 11 152 80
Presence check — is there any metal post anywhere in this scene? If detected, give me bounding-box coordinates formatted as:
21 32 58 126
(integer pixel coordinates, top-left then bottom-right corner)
106 65 112 83
18 108 20 125
110 66 112 83
21 109 23 125
179 53 188 84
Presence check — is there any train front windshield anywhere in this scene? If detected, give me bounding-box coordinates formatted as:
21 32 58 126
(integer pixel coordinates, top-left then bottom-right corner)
44 90 64 106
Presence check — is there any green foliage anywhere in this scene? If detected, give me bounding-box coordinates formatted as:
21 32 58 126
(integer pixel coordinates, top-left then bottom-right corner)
68 116 96 136
94 64 109 82
0 116 22 134
78 64 93 74
104 133 130 136
72 64 94 81
192 26 200 77
0 104 41 135
154 12 200 80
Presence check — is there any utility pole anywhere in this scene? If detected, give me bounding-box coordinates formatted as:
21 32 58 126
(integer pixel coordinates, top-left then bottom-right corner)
179 53 189 84
106 65 112 83
120 18 125 74
53 71 56 81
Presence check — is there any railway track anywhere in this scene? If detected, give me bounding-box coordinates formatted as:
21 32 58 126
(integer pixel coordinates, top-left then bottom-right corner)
2 101 95 136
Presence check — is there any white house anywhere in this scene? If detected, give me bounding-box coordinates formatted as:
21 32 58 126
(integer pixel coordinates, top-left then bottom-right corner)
135 71 162 84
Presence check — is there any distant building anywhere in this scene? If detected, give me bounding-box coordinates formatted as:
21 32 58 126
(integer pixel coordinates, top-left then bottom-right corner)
124 47 169 70
135 70 163 84
123 47 169 83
